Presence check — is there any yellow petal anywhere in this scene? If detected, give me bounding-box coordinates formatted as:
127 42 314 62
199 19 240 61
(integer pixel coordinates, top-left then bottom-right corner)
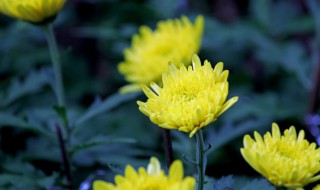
214 62 224 77
169 160 183 182
189 127 199 138
271 123 281 139
93 180 115 190
119 84 141 94
216 96 238 117
125 165 138 180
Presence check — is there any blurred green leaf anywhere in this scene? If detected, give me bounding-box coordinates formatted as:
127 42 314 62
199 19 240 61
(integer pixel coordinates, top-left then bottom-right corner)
212 176 275 190
240 179 275 190
206 119 265 153
0 173 58 189
212 175 234 190
225 93 306 123
21 137 60 162
0 159 58 189
0 112 55 141
2 160 36 175
107 163 125 175
249 0 271 29
75 92 140 126
69 135 136 155
0 68 51 107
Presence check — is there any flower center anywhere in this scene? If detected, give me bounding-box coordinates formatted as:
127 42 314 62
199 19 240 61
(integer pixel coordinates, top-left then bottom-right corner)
277 150 294 159
173 90 198 104
274 142 297 160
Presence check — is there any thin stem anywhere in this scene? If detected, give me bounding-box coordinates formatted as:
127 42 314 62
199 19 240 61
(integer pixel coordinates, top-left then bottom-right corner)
44 24 65 107
308 64 320 114
161 128 174 168
306 0 320 115
56 124 73 190
196 130 206 190
305 0 320 144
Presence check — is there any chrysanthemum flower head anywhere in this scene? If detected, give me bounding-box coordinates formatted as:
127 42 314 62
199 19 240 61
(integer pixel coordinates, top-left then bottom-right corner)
118 15 204 93
241 123 320 189
0 0 66 24
137 54 238 137
93 157 195 190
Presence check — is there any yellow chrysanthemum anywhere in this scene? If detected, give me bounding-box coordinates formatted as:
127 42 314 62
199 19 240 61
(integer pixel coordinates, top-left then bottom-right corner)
241 123 320 189
0 0 66 24
93 157 195 190
137 54 238 137
118 15 204 93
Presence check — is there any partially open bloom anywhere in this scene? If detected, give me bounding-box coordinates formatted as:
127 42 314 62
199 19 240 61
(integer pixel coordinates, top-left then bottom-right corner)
118 15 204 93
93 157 195 190
241 123 320 189
137 54 238 137
0 0 66 24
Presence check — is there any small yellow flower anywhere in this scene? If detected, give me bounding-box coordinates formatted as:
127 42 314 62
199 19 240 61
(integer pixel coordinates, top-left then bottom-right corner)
241 123 320 189
0 0 66 24
118 15 204 93
137 54 238 137
93 157 195 190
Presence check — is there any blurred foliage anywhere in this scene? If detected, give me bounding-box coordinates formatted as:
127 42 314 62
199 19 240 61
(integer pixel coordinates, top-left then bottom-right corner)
0 0 320 189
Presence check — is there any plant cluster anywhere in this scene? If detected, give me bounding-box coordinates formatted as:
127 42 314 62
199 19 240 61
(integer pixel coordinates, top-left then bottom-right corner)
0 0 320 190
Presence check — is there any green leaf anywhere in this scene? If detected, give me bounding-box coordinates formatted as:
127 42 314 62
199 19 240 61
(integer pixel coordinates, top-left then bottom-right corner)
107 163 125 175
68 135 136 155
0 173 58 189
20 137 60 162
1 159 36 175
212 175 234 190
207 120 264 153
0 112 55 141
240 179 275 190
0 68 51 107
75 92 141 126
249 0 271 29
0 159 58 189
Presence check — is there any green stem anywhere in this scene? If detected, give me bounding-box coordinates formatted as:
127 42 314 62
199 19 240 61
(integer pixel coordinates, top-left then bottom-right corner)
196 130 206 190
44 24 65 107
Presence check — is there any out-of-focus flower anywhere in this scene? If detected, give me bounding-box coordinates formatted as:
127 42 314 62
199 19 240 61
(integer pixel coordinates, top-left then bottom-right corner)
137 54 238 137
93 157 195 190
118 15 204 93
241 123 320 189
0 0 66 24
314 185 320 190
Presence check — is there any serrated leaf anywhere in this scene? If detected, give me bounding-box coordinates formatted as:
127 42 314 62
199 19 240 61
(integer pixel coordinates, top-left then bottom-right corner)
1 160 36 175
75 92 140 125
0 158 58 189
20 137 60 162
0 173 58 189
0 68 51 107
68 136 136 155
240 179 275 190
212 175 234 190
0 112 55 141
